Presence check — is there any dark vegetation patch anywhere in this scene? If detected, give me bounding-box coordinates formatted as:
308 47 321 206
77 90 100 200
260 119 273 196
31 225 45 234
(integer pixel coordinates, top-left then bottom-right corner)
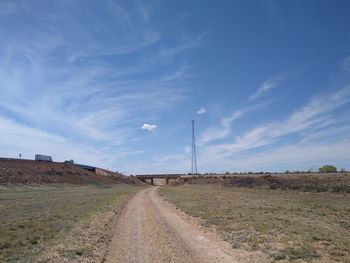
173 173 350 193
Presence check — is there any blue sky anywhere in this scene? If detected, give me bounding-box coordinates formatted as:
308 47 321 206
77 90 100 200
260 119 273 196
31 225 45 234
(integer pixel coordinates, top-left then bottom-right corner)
1 0 350 174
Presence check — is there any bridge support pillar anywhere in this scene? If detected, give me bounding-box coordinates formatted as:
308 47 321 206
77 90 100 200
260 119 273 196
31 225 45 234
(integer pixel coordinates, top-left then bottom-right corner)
166 177 169 184
151 178 154 185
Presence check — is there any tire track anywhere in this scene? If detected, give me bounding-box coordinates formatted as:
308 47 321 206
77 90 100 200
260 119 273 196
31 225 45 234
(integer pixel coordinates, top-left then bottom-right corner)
105 187 268 263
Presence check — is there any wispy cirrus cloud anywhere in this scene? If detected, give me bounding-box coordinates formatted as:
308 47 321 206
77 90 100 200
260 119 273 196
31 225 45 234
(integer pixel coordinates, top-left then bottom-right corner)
0 0 203 170
201 86 350 162
151 86 350 173
145 31 210 64
0 115 120 168
249 76 282 100
199 139 350 173
135 0 157 23
199 110 243 144
341 56 350 73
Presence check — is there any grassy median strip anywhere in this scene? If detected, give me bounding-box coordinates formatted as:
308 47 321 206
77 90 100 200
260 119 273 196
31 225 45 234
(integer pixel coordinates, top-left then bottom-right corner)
159 185 350 262
0 184 141 263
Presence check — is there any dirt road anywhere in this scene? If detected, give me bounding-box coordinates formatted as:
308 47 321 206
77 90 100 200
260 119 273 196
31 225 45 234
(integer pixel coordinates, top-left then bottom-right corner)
104 187 267 263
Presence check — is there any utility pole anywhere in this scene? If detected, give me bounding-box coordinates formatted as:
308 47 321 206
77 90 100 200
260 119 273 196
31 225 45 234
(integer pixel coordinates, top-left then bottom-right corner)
191 120 198 175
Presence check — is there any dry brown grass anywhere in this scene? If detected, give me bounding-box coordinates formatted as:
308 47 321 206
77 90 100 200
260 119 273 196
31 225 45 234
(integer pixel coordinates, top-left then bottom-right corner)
0 184 142 262
175 173 350 193
159 185 350 262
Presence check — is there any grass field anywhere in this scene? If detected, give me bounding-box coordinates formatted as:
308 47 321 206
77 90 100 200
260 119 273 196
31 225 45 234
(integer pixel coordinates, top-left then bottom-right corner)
159 185 350 262
0 184 141 262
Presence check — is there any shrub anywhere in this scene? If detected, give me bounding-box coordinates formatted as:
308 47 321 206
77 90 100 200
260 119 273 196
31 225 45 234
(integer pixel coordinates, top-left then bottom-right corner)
319 165 337 173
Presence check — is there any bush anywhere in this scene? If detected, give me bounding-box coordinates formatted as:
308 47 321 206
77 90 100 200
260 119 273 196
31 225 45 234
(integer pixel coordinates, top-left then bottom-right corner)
319 165 337 173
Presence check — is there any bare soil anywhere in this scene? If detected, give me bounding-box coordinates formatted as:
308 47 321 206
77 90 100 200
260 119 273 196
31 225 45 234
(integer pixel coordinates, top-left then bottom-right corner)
105 187 267 263
0 158 141 185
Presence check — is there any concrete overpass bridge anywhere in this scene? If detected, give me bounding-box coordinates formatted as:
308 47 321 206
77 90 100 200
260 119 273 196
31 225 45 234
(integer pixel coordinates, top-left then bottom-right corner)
136 174 183 185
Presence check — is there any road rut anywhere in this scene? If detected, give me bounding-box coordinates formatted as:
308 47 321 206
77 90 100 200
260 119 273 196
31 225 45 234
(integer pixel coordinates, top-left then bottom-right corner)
105 187 267 263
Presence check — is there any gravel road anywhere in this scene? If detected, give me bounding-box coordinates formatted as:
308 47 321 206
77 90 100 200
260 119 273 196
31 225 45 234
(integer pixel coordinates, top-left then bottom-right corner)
105 187 267 263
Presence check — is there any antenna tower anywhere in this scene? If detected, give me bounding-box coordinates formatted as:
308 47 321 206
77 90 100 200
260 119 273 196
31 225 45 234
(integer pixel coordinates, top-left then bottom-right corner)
191 120 198 174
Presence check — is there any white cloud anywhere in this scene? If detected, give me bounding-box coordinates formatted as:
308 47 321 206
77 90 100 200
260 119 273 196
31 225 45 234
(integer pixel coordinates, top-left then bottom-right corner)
122 86 350 174
0 0 204 172
249 77 281 100
202 86 350 160
197 107 207 114
198 101 273 146
0 116 117 169
194 140 350 173
131 137 350 174
199 110 243 144
221 110 243 127
141 123 158 132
